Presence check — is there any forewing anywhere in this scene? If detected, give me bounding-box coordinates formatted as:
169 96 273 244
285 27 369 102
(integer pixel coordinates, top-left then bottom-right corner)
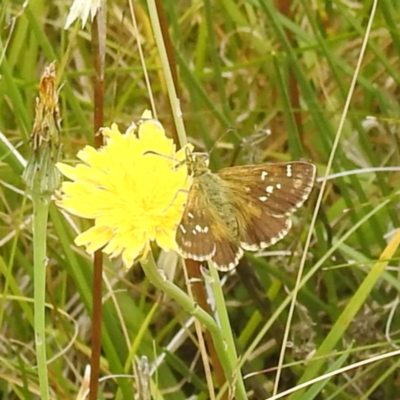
218 161 316 250
176 183 216 261
218 161 316 216
176 179 243 270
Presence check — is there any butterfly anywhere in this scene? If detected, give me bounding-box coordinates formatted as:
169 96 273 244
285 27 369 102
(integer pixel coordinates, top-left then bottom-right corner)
176 152 316 271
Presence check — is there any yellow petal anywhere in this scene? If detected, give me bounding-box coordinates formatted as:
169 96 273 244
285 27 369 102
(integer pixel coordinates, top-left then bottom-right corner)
56 112 193 267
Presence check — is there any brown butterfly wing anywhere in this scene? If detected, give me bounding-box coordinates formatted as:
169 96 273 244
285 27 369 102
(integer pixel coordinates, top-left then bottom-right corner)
217 161 316 251
176 182 216 261
210 239 243 271
176 178 243 271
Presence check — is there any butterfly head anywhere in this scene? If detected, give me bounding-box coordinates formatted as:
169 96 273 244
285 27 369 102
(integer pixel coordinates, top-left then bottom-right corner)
185 150 210 177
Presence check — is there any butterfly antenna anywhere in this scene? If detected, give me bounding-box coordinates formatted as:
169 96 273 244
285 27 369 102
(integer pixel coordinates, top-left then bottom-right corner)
143 150 183 169
232 128 272 165
207 127 269 166
207 127 242 156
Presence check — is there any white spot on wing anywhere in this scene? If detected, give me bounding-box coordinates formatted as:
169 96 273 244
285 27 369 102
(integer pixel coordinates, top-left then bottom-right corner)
259 196 268 202
261 171 269 181
194 225 209 233
286 165 292 177
276 183 282 189
266 185 274 194
179 225 187 234
188 212 194 219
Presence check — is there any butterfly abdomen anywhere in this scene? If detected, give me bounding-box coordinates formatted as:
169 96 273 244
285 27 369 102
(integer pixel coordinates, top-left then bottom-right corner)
199 172 240 240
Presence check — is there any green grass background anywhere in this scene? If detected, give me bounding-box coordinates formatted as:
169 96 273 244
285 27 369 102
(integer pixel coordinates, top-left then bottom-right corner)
1 0 400 399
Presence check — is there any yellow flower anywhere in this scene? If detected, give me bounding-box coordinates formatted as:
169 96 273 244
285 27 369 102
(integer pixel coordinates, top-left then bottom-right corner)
56 111 192 268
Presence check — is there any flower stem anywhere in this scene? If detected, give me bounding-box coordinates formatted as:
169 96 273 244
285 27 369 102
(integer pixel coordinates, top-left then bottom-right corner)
22 62 61 400
207 263 247 399
141 253 247 399
32 189 51 400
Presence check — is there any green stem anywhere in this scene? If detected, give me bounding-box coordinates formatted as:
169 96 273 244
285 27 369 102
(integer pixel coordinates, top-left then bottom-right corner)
207 263 247 400
21 62 61 400
140 253 239 396
32 190 50 400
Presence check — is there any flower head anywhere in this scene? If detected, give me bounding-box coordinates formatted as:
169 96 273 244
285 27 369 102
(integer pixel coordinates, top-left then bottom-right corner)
22 62 62 195
65 0 102 29
57 111 192 268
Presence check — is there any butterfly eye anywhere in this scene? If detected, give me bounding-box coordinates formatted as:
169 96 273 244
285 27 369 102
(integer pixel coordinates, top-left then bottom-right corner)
193 153 210 168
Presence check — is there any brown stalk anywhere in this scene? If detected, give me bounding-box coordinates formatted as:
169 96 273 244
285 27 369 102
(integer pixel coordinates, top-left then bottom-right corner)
89 12 105 400
275 0 303 140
